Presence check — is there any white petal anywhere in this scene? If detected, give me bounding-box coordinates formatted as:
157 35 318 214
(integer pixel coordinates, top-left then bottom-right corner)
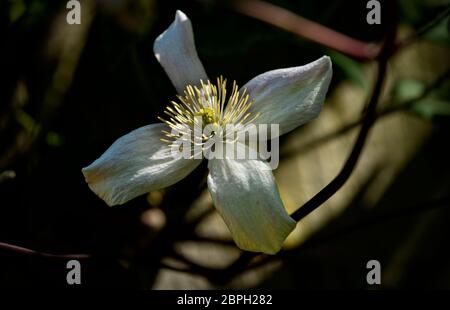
153 10 208 94
207 158 296 254
240 56 332 137
82 123 201 206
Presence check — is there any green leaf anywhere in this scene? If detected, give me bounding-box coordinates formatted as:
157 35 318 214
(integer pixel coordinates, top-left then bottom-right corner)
411 98 450 119
15 110 40 134
392 79 426 102
424 16 450 44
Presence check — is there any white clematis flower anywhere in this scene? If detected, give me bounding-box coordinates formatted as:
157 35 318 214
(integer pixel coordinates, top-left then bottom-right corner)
82 10 332 255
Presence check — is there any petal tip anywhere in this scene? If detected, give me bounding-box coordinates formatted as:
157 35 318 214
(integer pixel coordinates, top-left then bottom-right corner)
316 55 332 71
81 165 117 206
175 10 188 22
152 9 207 94
81 165 92 181
153 10 190 54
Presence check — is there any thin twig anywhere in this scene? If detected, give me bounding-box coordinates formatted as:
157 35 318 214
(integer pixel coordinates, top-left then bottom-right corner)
182 235 236 246
0 242 91 260
159 262 203 276
231 0 379 60
393 5 450 54
167 250 224 280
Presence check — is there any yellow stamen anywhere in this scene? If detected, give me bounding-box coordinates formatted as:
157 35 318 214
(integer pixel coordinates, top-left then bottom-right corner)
195 107 216 126
158 76 259 146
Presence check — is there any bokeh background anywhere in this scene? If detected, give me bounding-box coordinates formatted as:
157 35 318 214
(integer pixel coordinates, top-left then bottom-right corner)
0 0 449 288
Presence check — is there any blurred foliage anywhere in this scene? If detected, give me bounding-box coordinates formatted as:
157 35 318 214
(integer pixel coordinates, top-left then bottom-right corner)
0 0 449 289
399 0 449 23
411 82 450 119
329 51 369 91
424 14 450 44
393 79 426 101
393 78 450 119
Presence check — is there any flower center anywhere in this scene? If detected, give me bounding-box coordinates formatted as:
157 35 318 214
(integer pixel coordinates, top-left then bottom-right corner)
158 77 259 146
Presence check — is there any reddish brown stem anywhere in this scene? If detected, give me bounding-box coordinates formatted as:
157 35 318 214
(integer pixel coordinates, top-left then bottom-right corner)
232 0 380 60
0 242 90 260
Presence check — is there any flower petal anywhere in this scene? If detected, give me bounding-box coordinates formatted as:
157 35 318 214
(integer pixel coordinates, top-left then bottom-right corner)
240 56 332 137
207 157 296 254
153 10 208 94
82 123 201 206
